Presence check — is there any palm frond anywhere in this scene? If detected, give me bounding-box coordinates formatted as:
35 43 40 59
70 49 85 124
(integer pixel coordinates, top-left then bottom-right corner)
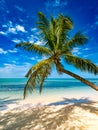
37 12 49 40
37 13 56 51
48 16 57 49
16 42 51 55
37 12 49 27
24 58 53 98
65 54 98 75
39 64 51 93
57 14 73 31
24 71 37 99
25 58 52 77
65 32 88 49
55 14 73 50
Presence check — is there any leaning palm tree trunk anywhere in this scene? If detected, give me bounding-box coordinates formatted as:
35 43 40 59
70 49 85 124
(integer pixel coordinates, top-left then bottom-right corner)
57 63 98 91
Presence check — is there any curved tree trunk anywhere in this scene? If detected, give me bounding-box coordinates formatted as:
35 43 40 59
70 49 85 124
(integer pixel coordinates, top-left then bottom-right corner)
57 63 98 91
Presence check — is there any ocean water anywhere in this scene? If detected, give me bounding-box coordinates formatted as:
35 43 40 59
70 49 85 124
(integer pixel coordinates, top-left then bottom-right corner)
0 78 98 100
0 78 98 111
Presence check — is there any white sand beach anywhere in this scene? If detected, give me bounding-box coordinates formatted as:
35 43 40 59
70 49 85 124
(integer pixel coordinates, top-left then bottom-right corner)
0 93 98 130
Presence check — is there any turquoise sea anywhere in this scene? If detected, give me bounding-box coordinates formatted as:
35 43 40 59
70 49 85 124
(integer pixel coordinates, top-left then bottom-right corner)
0 78 98 99
0 78 98 111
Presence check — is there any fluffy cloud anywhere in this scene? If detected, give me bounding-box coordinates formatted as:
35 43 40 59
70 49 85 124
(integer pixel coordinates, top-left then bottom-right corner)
8 27 17 34
0 63 32 78
8 49 17 53
0 31 7 35
31 28 37 32
12 39 21 43
0 48 7 54
72 47 81 55
30 56 39 61
0 48 17 54
16 25 26 32
1 21 26 35
8 25 26 34
36 41 42 45
28 34 43 45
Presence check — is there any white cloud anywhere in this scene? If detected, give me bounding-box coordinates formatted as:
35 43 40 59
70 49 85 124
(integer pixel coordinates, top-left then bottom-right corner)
42 56 48 60
8 27 17 34
29 40 34 43
31 28 37 32
16 25 26 32
0 31 6 35
28 35 39 44
12 39 21 43
0 48 7 54
8 48 17 53
2 21 26 35
0 63 32 78
28 34 45 45
0 48 18 54
8 25 26 33
72 47 81 55
36 41 42 45
28 34 37 42
29 35 34 43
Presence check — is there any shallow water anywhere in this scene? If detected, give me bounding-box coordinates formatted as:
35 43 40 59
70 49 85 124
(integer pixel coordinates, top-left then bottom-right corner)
0 78 98 111
0 78 98 99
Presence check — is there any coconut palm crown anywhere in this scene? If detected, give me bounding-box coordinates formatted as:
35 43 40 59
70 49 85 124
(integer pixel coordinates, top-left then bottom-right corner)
16 12 98 98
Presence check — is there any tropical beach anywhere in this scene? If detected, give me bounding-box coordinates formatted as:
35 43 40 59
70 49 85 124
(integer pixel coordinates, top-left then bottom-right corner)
0 0 98 130
0 78 98 130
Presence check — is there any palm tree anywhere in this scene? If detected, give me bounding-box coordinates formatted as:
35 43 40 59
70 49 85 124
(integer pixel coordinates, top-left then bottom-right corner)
16 12 98 98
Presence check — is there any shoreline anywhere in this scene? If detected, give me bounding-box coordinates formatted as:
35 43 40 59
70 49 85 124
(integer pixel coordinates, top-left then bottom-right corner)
0 78 98 129
0 92 98 113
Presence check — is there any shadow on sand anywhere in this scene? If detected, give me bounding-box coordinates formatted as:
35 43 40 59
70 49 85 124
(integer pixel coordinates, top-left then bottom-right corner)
0 97 98 130
0 97 22 110
48 97 95 106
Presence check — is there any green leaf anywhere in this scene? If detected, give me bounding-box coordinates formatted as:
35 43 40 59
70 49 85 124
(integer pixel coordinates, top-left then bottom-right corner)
25 58 53 77
65 54 98 75
16 42 51 55
65 32 88 49
24 58 53 98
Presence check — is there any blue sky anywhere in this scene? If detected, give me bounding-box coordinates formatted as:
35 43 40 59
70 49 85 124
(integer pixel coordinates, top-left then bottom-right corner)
0 0 98 78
